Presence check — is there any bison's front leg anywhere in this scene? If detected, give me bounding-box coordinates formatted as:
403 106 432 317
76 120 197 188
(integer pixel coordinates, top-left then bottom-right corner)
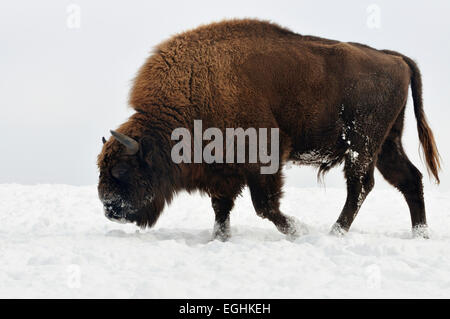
211 197 234 241
331 157 375 235
248 172 304 238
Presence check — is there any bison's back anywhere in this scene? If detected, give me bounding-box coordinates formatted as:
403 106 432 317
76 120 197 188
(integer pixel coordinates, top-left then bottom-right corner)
129 19 297 115
129 19 410 136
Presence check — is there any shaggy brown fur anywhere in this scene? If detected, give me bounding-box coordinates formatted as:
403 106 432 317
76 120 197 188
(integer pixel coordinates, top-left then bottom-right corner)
97 19 440 239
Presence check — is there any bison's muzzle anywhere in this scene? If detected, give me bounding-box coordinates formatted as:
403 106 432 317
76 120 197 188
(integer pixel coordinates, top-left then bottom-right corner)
102 199 138 224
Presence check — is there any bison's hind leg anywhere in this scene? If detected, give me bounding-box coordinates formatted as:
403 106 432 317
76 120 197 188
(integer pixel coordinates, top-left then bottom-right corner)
376 111 429 238
330 108 382 234
331 152 376 235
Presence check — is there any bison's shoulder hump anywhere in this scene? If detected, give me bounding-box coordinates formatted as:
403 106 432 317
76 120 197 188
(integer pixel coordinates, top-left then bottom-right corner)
156 18 297 50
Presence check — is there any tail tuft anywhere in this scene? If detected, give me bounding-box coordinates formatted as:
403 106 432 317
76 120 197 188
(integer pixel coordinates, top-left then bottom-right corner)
417 115 441 183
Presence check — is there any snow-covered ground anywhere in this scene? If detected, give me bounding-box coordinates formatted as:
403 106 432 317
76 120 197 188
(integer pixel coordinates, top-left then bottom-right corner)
1 183 450 298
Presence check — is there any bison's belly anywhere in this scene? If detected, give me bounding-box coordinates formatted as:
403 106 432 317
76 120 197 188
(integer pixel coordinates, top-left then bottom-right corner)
289 148 341 166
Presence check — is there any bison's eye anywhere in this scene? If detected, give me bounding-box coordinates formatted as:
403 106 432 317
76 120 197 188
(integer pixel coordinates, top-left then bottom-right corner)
111 163 130 181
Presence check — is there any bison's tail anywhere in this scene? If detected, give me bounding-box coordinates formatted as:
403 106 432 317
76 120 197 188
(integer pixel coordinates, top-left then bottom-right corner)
384 50 441 183
404 56 441 183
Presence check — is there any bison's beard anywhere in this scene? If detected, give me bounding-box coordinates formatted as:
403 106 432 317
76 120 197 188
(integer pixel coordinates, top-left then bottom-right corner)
134 196 165 228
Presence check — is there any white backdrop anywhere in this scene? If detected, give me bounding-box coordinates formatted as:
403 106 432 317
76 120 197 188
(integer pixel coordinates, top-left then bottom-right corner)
1 0 449 190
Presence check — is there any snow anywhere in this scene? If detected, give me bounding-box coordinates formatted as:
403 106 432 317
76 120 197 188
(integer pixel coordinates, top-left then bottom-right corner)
1 183 450 298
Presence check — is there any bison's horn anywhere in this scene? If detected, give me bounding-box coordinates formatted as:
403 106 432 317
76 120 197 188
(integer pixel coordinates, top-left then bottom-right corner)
110 130 139 155
102 137 107 144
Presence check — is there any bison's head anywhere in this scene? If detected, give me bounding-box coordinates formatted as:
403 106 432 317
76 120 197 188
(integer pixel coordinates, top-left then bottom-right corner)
97 126 177 228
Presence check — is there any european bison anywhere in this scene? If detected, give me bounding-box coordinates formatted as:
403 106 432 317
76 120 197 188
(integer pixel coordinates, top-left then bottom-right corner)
97 19 440 240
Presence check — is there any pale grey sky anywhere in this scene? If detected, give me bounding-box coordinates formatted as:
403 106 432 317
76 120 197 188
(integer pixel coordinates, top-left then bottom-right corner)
1 0 449 190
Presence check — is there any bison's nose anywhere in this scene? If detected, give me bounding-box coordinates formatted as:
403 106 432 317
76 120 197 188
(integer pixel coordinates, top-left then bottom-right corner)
103 205 138 224
104 205 128 223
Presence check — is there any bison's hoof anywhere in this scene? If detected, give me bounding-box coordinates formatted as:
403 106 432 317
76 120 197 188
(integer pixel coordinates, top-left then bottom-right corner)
412 225 430 239
282 216 309 240
212 221 231 241
212 231 231 242
329 223 347 237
